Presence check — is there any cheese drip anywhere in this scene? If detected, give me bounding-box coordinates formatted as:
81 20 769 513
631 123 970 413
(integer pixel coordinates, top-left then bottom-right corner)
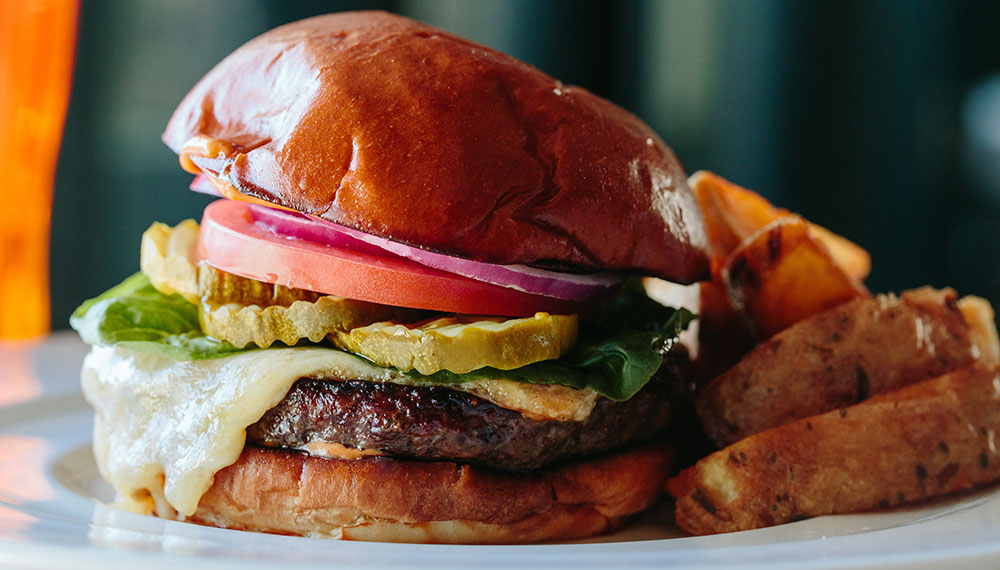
82 345 401 517
82 345 599 518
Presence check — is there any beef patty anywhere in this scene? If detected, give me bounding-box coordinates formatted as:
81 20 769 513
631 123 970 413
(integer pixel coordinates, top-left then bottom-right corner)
246 369 681 471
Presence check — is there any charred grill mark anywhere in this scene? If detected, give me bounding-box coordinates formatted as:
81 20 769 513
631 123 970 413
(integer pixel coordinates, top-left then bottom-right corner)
944 292 959 311
691 489 718 515
766 227 783 262
937 462 959 487
727 451 748 466
855 366 870 402
726 256 754 291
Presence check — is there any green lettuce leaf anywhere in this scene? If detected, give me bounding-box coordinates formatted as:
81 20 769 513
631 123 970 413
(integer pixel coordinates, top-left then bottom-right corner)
70 273 249 360
70 274 694 399
407 303 695 401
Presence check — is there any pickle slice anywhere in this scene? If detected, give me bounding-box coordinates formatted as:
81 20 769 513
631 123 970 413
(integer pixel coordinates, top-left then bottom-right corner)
140 220 201 303
141 222 580 363
198 262 324 308
333 313 579 374
197 263 411 348
141 221 410 348
200 296 400 348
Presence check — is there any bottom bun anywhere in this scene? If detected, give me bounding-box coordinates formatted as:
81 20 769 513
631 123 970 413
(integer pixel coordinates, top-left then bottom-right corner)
186 442 673 544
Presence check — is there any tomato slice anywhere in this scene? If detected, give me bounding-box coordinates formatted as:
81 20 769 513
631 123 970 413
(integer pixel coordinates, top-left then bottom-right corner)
198 199 589 316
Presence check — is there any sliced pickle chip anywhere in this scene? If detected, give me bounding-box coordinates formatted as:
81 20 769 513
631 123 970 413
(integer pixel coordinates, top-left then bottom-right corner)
332 313 579 375
198 261 417 348
200 295 400 348
140 223 412 348
140 220 200 303
140 221 580 364
197 262 324 308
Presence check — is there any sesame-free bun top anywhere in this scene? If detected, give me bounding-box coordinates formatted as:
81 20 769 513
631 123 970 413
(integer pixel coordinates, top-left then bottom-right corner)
163 11 708 283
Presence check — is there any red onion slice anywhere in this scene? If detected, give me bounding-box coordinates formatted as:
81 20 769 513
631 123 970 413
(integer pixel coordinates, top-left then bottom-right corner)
245 203 623 301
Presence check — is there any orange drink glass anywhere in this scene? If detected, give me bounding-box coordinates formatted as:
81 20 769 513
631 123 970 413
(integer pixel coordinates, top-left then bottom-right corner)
0 0 78 339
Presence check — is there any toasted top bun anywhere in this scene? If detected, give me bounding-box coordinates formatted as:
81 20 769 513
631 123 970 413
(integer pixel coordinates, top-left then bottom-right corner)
163 11 708 283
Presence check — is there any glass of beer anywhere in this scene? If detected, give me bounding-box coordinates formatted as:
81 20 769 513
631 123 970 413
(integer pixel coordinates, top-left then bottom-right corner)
0 0 78 340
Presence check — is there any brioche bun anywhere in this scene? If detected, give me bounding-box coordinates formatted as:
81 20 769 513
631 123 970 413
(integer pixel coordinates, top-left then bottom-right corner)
150 11 698 544
163 11 707 283
187 443 672 543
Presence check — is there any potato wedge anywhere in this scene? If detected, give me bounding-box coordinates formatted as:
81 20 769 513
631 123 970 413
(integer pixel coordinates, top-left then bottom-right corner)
957 295 1000 363
697 287 988 447
806 222 872 284
722 217 869 338
690 171 781 263
670 363 1000 535
690 171 871 280
692 280 756 385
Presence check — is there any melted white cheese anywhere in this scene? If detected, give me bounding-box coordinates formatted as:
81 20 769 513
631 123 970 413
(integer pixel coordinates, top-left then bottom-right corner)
81 345 598 518
81 345 402 517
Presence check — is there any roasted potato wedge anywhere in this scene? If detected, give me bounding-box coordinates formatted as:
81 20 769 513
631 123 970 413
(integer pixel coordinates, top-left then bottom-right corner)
722 217 869 338
691 171 787 265
957 295 1000 362
697 287 993 447
806 222 872 284
690 171 871 280
692 280 756 385
670 363 1000 535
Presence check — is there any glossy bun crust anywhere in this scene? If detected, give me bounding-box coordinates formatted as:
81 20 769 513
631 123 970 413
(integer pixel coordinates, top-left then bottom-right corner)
163 12 708 282
187 443 672 543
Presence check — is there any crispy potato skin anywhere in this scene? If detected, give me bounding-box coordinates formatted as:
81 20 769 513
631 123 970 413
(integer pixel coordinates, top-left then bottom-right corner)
690 171 870 281
689 171 874 382
681 170 1000 537
671 364 1000 535
722 217 869 338
697 287 979 447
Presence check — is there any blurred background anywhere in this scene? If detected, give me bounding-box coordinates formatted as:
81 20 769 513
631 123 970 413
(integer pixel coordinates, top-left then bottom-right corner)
49 0 1000 328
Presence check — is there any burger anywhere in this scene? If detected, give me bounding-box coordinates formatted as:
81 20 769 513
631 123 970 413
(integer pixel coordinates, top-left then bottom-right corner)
70 11 708 543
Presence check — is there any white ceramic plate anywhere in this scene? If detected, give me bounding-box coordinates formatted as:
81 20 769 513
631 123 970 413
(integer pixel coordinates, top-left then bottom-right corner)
2 332 1000 569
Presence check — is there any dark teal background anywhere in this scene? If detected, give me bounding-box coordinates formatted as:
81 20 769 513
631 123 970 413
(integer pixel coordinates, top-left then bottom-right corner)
51 0 1000 327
